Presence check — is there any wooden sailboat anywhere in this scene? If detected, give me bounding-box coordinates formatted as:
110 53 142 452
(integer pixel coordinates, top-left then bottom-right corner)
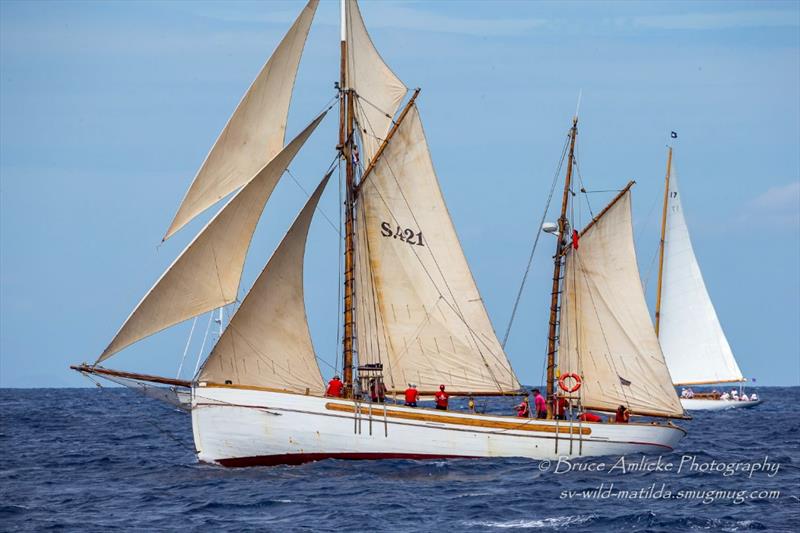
654 146 762 410
73 0 687 466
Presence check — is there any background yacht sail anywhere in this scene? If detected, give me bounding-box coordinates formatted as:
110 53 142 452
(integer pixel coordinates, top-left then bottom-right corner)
163 0 319 240
558 190 685 418
98 114 326 362
658 165 744 385
199 175 330 393
355 107 520 394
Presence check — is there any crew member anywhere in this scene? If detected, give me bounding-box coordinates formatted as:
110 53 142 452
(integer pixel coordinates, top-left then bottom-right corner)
370 378 386 403
615 405 630 423
514 395 531 418
577 412 602 422
554 394 569 420
404 383 419 407
532 389 547 419
326 375 344 397
435 384 449 410
467 395 476 413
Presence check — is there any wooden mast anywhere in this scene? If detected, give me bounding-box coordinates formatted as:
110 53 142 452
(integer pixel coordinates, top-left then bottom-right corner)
654 146 672 337
545 117 578 417
340 2 356 397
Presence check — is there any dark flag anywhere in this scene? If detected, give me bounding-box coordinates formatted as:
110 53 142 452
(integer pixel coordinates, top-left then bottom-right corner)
619 375 632 387
670 131 678 139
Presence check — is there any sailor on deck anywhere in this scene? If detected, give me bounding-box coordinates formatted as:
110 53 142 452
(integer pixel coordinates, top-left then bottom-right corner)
435 384 449 410
532 389 547 419
326 375 343 397
404 384 419 407
514 395 531 418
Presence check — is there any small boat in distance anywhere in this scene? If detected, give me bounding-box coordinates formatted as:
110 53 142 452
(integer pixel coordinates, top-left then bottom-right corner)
654 146 762 411
73 0 688 466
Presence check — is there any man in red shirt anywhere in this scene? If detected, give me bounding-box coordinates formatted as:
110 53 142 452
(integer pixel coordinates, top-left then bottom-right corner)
615 405 631 423
435 384 449 410
532 389 547 419
326 375 343 397
555 394 570 420
578 412 603 423
404 384 419 407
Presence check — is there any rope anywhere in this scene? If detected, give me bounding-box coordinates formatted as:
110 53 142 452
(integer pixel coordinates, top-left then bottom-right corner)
501 132 570 348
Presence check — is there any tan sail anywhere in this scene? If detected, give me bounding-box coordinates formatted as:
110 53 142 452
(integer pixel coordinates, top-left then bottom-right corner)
164 0 319 240
558 190 684 418
344 0 407 163
98 113 326 362
355 106 520 394
199 174 330 392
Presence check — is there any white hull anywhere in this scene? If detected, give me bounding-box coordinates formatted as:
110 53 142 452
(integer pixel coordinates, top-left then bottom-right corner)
680 398 762 411
191 385 686 467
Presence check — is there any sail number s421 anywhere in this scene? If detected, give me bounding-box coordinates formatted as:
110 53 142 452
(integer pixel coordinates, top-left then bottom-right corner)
380 222 425 246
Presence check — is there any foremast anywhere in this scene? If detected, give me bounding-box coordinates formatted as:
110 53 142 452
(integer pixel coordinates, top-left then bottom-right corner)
546 117 578 418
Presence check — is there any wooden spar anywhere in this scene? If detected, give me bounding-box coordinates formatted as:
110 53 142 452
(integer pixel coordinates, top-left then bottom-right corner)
341 39 356 397
70 364 191 388
385 389 525 398
674 378 748 386
352 88 421 197
654 146 673 337
580 403 692 420
559 180 636 254
545 117 578 418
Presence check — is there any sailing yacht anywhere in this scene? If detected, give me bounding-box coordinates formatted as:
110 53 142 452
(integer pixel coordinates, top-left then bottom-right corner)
72 0 687 466
654 147 762 411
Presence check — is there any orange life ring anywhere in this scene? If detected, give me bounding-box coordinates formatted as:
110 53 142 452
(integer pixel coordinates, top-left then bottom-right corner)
558 372 582 393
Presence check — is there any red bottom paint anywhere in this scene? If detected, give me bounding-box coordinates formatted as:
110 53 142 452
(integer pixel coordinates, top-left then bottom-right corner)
217 452 478 468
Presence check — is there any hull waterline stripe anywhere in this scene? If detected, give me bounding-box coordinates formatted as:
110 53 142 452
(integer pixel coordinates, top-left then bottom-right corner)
216 452 478 467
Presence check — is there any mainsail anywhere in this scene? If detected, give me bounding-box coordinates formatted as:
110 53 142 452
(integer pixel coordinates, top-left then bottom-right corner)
658 165 744 385
355 106 520 394
344 0 407 164
198 175 330 393
559 190 684 418
164 0 319 240
98 114 326 362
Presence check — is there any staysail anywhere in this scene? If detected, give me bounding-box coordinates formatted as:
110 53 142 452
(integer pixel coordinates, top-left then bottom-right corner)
559 190 684 418
198 175 330 393
355 106 520 394
659 166 744 385
344 0 407 164
163 0 319 240
98 113 326 362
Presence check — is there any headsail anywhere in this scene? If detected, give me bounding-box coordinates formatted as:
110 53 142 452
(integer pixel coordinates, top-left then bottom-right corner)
344 0 407 164
659 166 744 385
559 190 684 418
98 113 326 362
198 174 330 393
164 0 319 240
355 106 520 394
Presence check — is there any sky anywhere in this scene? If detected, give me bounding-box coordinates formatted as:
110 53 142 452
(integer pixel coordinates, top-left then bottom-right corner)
1 0 798 388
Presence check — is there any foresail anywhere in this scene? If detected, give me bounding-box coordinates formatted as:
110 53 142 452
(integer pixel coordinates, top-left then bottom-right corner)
164 0 319 240
344 0 407 164
659 168 744 385
356 106 520 394
559 191 684 418
199 174 330 393
98 113 326 362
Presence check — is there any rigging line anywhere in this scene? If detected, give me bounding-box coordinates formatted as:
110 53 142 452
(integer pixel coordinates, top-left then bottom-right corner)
633 183 661 255
176 316 198 380
501 133 570 348
286 168 340 235
641 242 661 293
353 89 407 123
193 311 215 378
573 157 595 220
334 160 343 375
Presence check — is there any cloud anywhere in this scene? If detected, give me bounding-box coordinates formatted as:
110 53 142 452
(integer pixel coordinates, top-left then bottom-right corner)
744 181 800 229
625 10 800 31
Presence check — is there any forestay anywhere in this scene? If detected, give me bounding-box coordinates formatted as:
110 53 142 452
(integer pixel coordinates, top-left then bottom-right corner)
98 114 326 362
164 0 319 240
559 191 684 418
355 106 520 394
659 166 744 385
199 175 330 393
344 0 407 164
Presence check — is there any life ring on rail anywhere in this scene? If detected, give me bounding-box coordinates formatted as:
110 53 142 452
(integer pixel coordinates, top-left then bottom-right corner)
558 372 582 393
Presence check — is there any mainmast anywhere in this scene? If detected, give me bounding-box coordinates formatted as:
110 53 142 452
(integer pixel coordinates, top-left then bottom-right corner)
340 1 356 397
546 117 578 417
654 146 672 337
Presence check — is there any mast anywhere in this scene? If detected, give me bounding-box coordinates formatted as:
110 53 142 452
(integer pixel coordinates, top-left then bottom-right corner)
340 1 356 397
654 146 672 337
546 117 578 417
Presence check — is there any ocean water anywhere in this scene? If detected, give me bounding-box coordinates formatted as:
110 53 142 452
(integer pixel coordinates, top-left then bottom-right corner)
1 387 798 532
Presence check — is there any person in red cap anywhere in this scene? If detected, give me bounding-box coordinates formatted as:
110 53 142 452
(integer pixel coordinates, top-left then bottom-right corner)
435 384 449 410
404 384 419 407
326 375 343 397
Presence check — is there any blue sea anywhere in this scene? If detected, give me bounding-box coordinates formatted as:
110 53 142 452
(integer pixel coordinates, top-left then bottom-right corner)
1 387 798 532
